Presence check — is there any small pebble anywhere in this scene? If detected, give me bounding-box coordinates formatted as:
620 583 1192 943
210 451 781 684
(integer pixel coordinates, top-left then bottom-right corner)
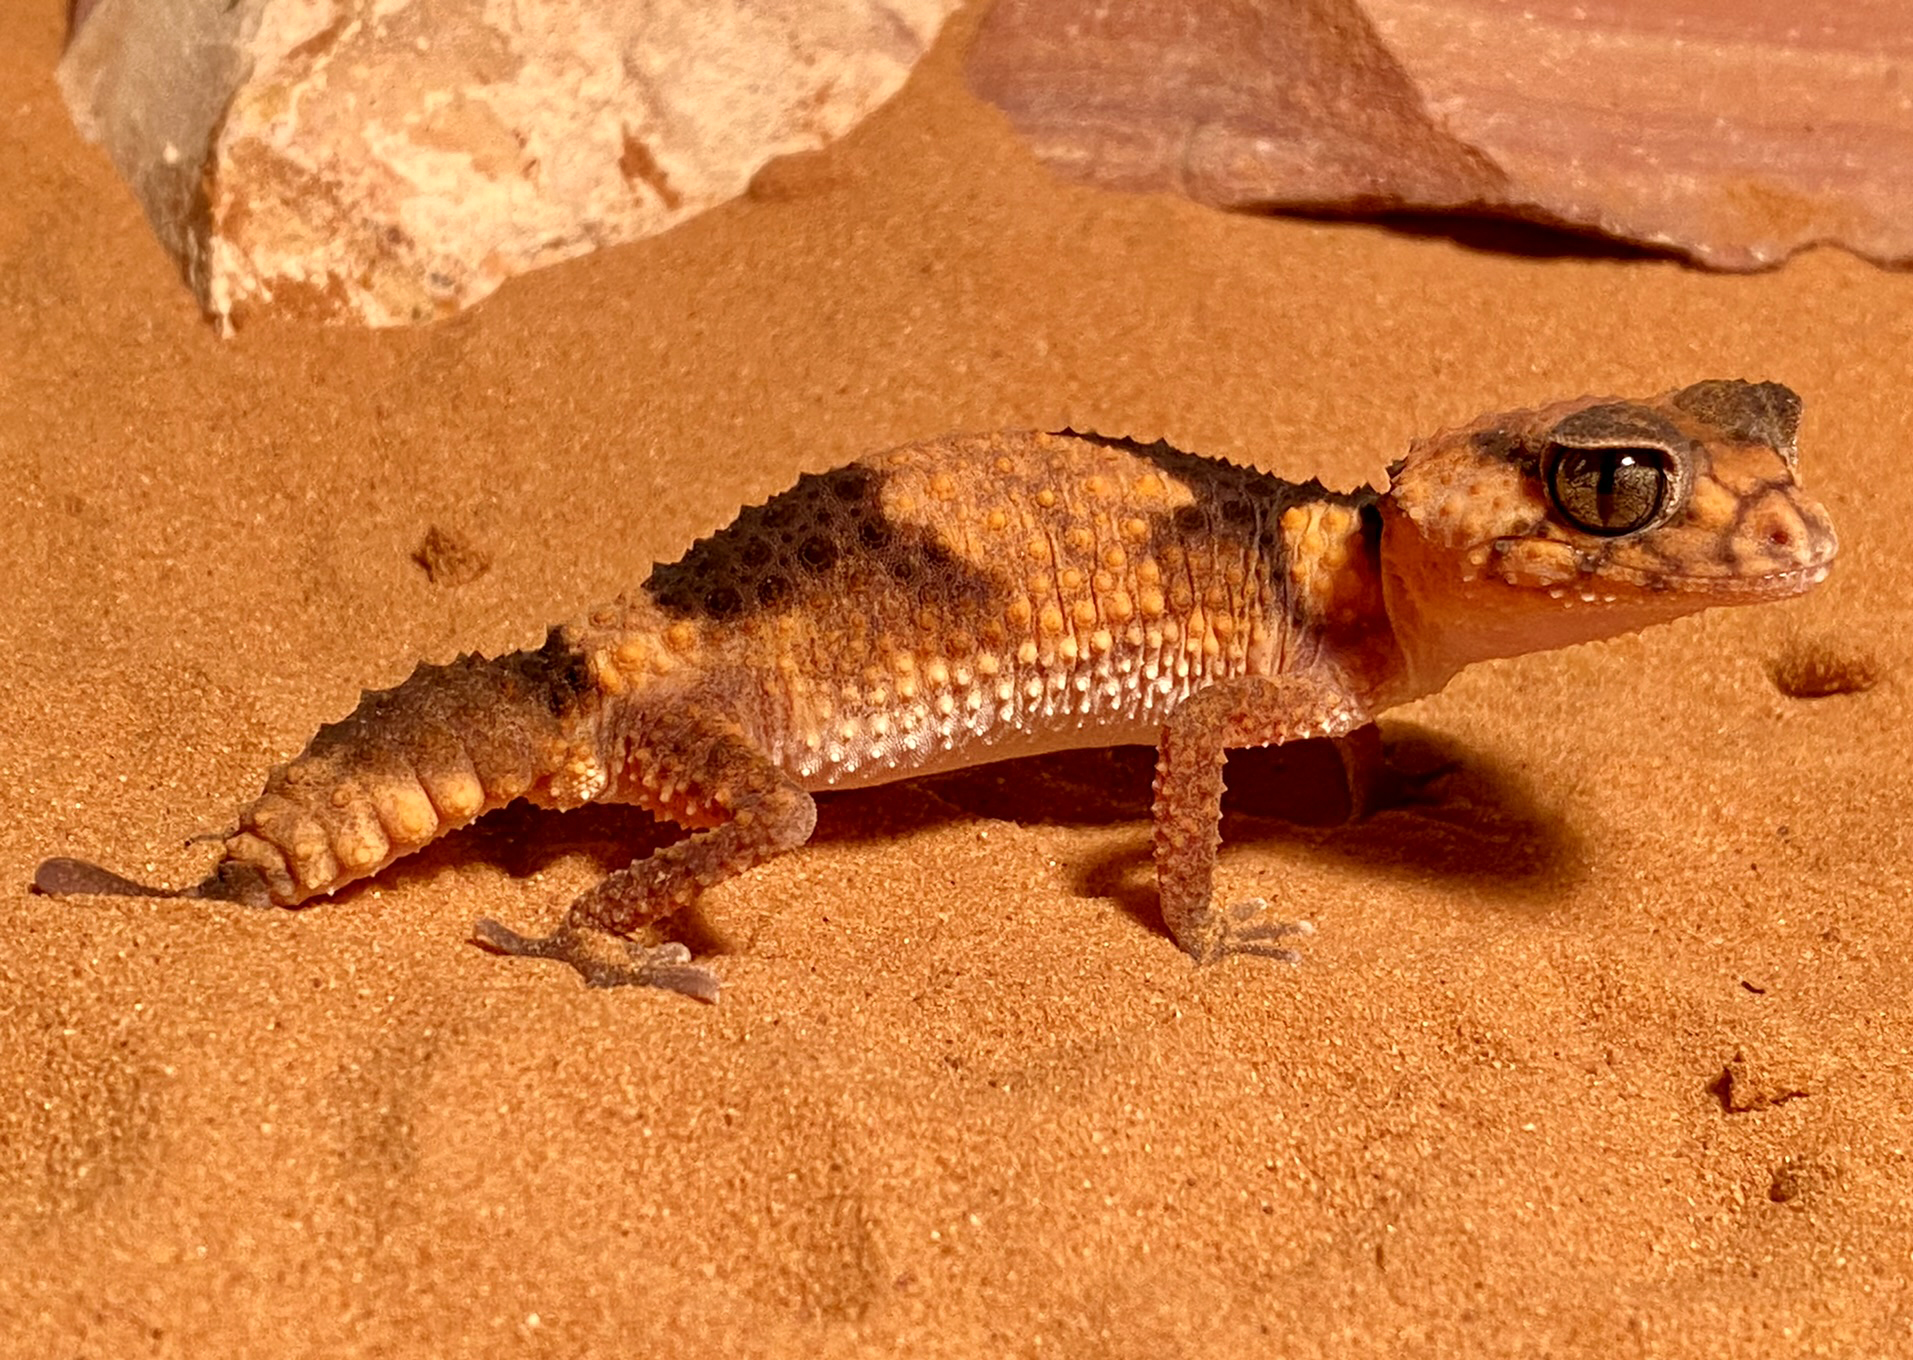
1769 635 1880 698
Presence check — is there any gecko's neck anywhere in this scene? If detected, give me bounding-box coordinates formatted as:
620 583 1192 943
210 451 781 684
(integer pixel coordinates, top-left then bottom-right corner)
1269 485 1411 715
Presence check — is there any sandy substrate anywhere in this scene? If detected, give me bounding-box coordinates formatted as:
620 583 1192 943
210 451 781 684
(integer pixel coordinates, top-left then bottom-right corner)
2 4 1908 1356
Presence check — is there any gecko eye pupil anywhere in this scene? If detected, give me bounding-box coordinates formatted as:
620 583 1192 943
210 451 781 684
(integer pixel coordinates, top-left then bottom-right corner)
1546 444 1670 536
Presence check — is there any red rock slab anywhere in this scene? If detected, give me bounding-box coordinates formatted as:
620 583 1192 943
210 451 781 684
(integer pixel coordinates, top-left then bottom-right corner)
967 0 1913 269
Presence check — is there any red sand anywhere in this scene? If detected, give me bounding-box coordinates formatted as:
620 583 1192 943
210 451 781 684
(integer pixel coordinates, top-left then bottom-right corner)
2 4 1906 1355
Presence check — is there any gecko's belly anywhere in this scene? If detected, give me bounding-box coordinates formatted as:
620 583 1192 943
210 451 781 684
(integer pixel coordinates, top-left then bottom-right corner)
778 707 1170 793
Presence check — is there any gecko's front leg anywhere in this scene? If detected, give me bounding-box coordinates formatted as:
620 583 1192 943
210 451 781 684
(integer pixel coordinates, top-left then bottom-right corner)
1153 675 1368 965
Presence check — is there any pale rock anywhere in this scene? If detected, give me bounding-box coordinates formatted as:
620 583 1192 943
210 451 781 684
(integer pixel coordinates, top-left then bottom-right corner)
60 0 957 327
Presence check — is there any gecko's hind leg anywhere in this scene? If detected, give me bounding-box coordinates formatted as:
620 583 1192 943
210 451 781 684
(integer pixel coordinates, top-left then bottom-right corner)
472 720 818 1002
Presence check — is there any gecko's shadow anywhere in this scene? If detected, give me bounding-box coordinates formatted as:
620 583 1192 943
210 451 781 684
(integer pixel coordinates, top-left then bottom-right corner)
363 720 1578 953
354 801 729 955
911 720 1584 933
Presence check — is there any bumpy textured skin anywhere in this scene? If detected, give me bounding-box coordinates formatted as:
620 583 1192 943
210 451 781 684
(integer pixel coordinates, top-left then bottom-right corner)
36 380 1840 998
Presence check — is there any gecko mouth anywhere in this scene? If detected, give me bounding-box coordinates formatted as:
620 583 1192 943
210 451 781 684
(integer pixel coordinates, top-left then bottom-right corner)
1612 558 1835 599
1692 561 1832 592
1495 552 1835 606
1484 530 1836 601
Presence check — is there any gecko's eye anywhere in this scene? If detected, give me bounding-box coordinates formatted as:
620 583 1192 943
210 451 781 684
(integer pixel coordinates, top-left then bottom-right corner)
1546 444 1672 536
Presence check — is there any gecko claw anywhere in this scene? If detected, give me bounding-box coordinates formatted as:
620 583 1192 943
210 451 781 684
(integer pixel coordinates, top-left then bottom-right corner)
471 918 721 1002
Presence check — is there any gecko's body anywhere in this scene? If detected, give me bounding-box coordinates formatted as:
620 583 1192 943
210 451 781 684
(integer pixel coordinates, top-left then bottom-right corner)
37 381 1838 1000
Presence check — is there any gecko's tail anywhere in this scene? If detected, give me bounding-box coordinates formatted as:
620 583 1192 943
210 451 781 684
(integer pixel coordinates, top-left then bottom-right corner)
210 626 608 907
34 626 609 913
31 855 269 904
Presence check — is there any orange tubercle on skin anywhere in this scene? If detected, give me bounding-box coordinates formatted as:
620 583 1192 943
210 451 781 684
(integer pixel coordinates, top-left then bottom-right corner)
374 782 439 844
665 622 699 655
341 815 393 869
425 771 486 821
1494 539 1581 588
616 637 650 671
590 650 627 694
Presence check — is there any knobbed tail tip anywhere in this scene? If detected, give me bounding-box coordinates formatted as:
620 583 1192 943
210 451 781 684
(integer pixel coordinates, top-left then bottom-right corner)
31 856 274 907
32 857 177 899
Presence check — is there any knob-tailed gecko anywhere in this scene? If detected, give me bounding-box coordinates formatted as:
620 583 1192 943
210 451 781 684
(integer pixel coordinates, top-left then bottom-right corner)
35 380 1838 1002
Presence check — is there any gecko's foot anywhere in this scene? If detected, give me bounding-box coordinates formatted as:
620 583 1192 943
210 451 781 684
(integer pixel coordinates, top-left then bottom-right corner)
1194 899 1315 966
471 919 721 1002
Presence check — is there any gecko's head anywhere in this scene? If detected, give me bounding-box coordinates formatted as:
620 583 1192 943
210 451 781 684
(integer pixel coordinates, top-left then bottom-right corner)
1378 379 1837 690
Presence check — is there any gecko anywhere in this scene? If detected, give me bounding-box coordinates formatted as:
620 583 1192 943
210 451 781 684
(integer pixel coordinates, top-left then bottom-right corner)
34 380 1837 1002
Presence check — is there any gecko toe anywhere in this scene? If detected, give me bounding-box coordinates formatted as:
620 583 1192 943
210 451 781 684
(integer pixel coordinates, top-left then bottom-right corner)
471 916 547 957
1228 898 1270 924
1209 901 1314 966
1227 941 1309 966
618 941 721 1003
471 918 720 1001
629 940 693 966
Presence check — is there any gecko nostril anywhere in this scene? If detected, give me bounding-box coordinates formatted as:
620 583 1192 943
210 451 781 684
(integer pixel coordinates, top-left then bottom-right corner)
1767 527 1793 547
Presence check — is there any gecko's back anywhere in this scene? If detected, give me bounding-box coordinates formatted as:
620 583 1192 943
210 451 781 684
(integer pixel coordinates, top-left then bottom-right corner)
596 431 1387 791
